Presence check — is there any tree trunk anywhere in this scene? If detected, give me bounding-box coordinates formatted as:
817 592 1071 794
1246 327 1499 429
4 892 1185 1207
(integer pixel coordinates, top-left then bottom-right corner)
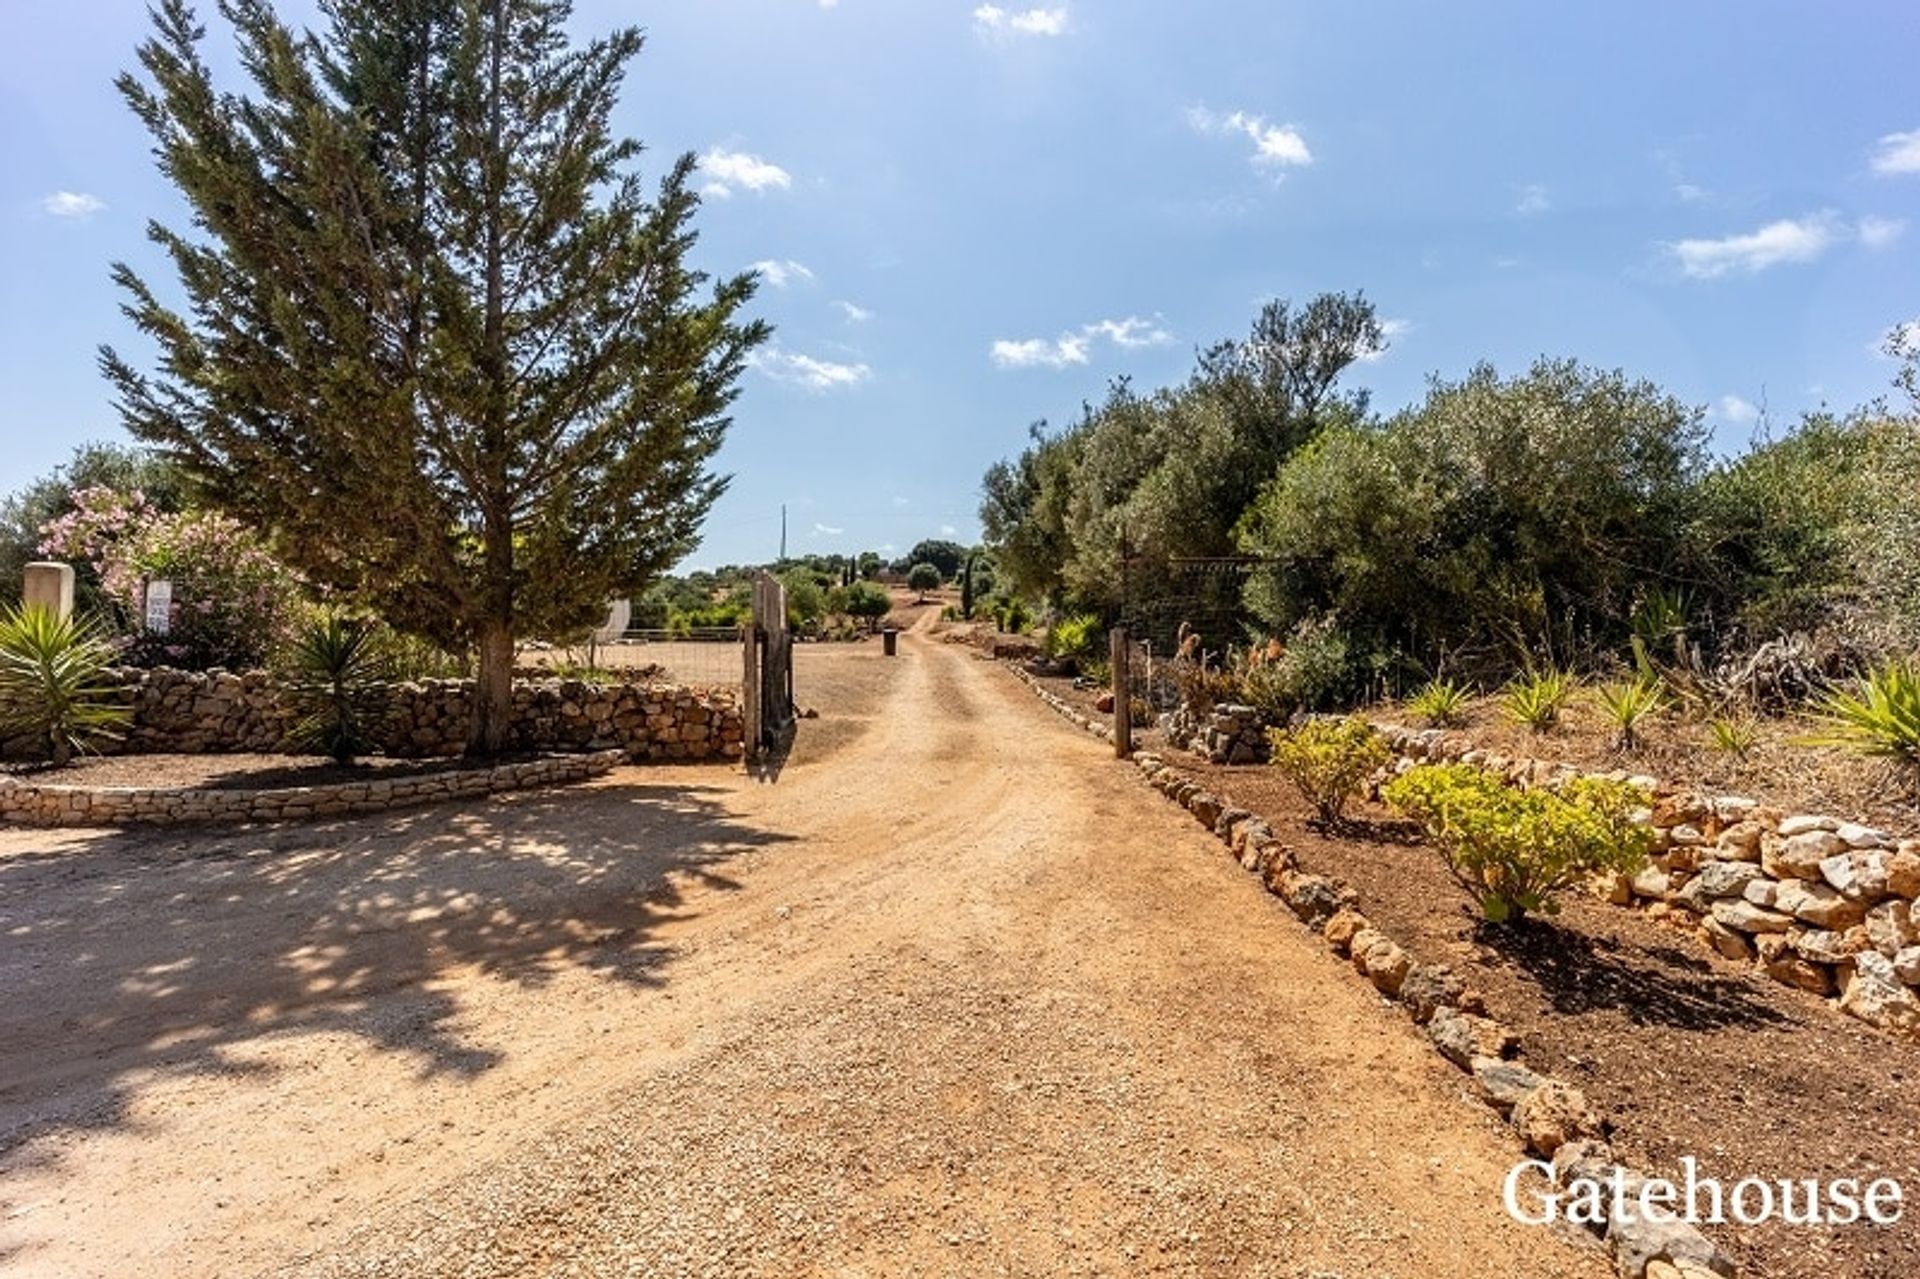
467 617 514 757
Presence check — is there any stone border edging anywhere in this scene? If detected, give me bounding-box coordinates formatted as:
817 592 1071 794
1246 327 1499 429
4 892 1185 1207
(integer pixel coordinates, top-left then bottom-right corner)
1006 663 1735 1279
0 749 624 828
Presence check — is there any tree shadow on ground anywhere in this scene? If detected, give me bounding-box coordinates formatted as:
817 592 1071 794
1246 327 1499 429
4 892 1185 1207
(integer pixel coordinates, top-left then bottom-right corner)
1477 920 1800 1033
0 779 793 1157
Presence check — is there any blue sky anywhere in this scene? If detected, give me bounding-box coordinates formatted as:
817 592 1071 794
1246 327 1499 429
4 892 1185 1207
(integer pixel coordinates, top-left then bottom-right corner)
5 2 1919 570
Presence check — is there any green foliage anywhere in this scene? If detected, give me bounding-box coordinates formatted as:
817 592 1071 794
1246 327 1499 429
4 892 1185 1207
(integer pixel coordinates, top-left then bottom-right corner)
842 581 893 626
0 443 188 613
1240 359 1704 679
1593 677 1670 751
1705 715 1760 759
1809 663 1920 782
1407 677 1469 727
282 613 390 765
907 563 942 597
903 540 966 580
780 568 828 631
0 604 131 766
1501 668 1574 732
1236 616 1355 719
1384 765 1655 923
993 596 1033 634
1266 716 1390 824
1047 612 1103 661
383 632 471 682
105 0 767 753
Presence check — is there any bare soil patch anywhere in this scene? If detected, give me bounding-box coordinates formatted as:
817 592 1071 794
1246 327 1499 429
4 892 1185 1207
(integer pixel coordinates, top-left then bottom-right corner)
1178 754 1920 1279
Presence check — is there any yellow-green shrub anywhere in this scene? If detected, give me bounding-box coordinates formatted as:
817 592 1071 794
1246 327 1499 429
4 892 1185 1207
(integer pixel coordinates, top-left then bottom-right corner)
1383 764 1654 923
1267 716 1390 823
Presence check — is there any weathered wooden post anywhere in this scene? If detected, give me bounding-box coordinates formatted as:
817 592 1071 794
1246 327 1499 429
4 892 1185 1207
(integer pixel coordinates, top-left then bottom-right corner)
741 621 761 759
23 562 75 620
1110 625 1132 757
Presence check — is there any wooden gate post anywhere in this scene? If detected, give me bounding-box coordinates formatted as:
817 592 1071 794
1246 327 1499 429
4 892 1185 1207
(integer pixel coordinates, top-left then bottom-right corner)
742 621 761 759
1110 626 1132 757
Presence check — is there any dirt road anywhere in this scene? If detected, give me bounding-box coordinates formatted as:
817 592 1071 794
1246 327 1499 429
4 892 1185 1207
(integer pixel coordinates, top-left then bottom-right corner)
0 632 1606 1277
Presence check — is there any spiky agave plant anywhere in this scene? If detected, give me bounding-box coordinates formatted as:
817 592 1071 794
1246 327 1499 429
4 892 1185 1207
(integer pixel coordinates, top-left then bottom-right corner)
1500 668 1574 733
1407 677 1470 727
284 613 391 765
1594 677 1671 752
1809 662 1920 790
0 603 130 766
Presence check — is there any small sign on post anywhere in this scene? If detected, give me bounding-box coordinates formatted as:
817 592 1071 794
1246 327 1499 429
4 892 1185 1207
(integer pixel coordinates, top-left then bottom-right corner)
144 579 174 635
1110 625 1132 757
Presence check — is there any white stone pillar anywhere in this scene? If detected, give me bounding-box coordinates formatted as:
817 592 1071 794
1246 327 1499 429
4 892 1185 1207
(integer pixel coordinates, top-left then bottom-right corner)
23 562 75 620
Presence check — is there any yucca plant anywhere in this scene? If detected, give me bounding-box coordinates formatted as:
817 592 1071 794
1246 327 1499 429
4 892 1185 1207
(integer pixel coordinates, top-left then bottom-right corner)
1594 677 1670 751
1500 668 1574 733
1809 662 1920 787
284 613 391 765
0 603 131 766
1705 715 1761 760
1407 677 1470 727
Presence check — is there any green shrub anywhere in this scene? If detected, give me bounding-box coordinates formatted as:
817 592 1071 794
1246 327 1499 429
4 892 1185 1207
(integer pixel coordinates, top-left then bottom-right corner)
843 582 893 628
1501 668 1574 732
907 562 942 597
0 603 131 766
1809 662 1920 784
1047 612 1103 662
1267 715 1390 824
1594 677 1670 751
1384 764 1655 923
993 596 1032 634
1407 677 1469 727
1705 714 1760 759
283 613 391 765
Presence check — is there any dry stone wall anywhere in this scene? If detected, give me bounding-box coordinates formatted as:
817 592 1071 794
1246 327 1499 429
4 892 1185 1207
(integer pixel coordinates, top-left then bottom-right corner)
1374 723 1920 1043
58 667 745 764
0 751 622 827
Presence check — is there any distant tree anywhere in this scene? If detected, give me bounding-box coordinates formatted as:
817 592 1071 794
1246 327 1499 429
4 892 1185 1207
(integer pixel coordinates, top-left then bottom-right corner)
904 539 965 580
857 550 883 580
843 580 892 629
907 562 941 600
960 551 979 619
103 0 766 753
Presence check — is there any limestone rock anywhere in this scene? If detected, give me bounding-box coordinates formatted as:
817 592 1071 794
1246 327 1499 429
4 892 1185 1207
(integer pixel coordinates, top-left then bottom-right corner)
1469 1055 1544 1112
1427 1006 1517 1068
1841 952 1920 1036
1321 908 1370 955
1397 963 1465 1025
1773 878 1867 929
1789 927 1865 967
1894 946 1920 987
1778 813 1840 838
1690 861 1765 900
1277 871 1354 927
1510 1080 1602 1156
1820 849 1896 903
1352 931 1412 996
1607 1211 1737 1279
1763 953 1834 996
1708 899 1793 934
1762 829 1846 880
1866 899 1919 957
1698 917 1752 962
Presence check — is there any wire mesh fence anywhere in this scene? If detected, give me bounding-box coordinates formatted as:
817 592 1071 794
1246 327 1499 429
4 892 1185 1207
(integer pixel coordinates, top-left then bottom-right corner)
519 627 744 688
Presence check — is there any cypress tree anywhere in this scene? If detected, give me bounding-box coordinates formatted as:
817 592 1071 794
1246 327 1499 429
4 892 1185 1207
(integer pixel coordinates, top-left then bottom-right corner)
102 0 767 754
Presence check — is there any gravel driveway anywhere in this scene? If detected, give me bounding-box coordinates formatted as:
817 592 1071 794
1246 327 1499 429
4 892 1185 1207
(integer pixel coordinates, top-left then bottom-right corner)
0 633 1607 1277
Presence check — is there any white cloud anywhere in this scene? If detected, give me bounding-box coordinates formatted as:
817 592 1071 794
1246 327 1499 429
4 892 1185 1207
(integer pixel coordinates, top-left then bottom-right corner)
812 522 843 536
750 346 871 391
1354 318 1410 363
1715 394 1760 425
1668 212 1843 278
940 524 958 536
891 496 911 508
989 315 1173 370
1675 182 1707 204
42 191 105 219
751 258 814 288
699 148 792 200
1187 105 1312 173
835 300 873 323
1870 129 1920 176
1860 216 1907 250
973 5 1069 37
1515 184 1550 216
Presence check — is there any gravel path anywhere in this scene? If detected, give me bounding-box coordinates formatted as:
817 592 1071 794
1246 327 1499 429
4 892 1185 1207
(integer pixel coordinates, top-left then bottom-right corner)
0 634 1607 1277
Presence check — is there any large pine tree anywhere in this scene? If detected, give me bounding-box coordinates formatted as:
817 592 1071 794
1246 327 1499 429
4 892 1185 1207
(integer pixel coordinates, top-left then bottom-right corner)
102 0 767 753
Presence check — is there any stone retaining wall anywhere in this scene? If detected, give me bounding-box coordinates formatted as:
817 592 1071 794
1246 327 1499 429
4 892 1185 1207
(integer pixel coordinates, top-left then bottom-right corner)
44 667 745 764
1374 723 1920 1043
0 750 623 827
